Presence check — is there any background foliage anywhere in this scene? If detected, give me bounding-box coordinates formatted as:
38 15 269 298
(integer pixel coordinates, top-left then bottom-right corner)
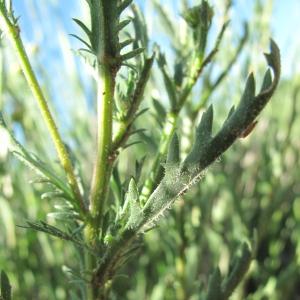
0 0 299 299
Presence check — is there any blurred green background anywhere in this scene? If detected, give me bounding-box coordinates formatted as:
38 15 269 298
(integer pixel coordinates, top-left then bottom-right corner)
0 0 300 299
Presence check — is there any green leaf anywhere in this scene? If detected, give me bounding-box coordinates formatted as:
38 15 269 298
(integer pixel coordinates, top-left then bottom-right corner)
126 178 143 228
117 19 131 32
119 38 134 50
69 34 92 50
0 113 73 200
18 221 89 250
260 69 272 92
182 2 214 29
206 267 222 300
121 47 144 61
157 51 178 109
118 0 133 15
264 39 281 73
131 4 148 49
41 190 65 200
152 98 167 125
240 72 256 105
183 105 213 168
196 104 214 143
0 271 11 300
72 18 91 38
135 156 146 183
166 133 180 165
221 242 252 299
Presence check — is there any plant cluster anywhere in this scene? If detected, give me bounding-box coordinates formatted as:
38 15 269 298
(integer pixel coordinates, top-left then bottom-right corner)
0 0 285 299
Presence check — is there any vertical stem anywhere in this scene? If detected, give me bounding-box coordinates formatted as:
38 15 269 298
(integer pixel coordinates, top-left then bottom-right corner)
0 7 85 215
90 65 114 234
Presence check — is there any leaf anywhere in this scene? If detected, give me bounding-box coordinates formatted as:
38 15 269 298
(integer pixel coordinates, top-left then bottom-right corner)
119 38 134 50
0 271 11 300
131 4 148 49
18 221 90 250
264 39 281 73
72 18 91 38
126 178 143 228
123 140 143 149
196 105 214 143
260 69 272 92
121 48 144 61
69 34 92 50
240 72 256 106
166 133 180 165
0 113 73 199
118 0 133 15
117 19 131 32
135 156 146 182
137 40 281 235
182 2 214 29
221 243 252 299
157 51 178 109
183 105 213 168
206 268 222 300
41 190 65 200
174 60 184 87
152 98 166 123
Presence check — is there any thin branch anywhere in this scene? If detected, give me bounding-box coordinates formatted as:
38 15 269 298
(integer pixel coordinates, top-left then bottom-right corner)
0 4 86 216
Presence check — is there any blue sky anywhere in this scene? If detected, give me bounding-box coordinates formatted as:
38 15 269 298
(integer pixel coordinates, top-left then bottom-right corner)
12 0 300 79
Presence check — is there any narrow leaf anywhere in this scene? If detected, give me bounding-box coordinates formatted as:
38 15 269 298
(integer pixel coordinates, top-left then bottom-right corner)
126 178 143 228
260 69 272 92
166 133 180 165
121 48 144 61
0 271 11 300
240 72 256 105
221 242 252 299
119 38 134 50
152 98 166 121
196 104 214 142
72 18 91 38
206 267 222 300
117 19 131 32
118 0 133 15
69 34 92 50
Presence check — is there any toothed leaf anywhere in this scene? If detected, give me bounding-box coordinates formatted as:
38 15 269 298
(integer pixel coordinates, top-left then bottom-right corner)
260 69 272 92
196 105 214 142
240 72 255 105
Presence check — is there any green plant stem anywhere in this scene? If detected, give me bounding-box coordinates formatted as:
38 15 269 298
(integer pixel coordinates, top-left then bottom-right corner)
0 6 86 215
112 56 154 153
90 65 114 234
